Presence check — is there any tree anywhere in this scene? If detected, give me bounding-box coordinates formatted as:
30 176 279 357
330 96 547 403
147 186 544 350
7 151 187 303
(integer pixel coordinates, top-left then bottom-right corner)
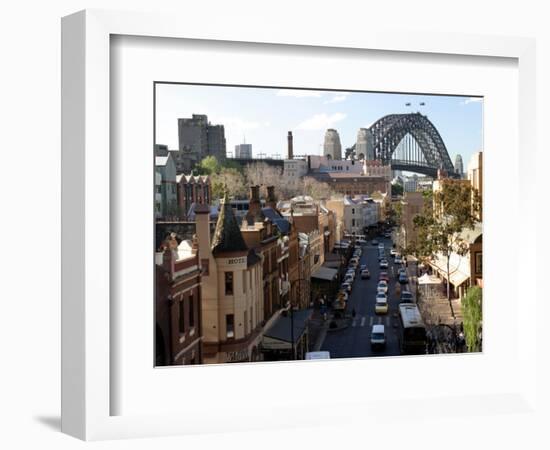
461 286 482 352
410 181 481 317
196 155 220 175
391 183 404 197
210 168 247 199
301 176 335 200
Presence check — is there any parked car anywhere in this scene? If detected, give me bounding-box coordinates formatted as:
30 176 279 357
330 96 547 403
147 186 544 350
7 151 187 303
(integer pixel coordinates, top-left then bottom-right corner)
377 280 388 294
378 271 389 282
370 324 386 350
398 271 408 284
390 249 397 257
400 291 414 303
341 282 352 293
379 259 389 269
395 255 402 264
360 269 371 279
378 243 385 250
375 294 389 314
359 264 367 271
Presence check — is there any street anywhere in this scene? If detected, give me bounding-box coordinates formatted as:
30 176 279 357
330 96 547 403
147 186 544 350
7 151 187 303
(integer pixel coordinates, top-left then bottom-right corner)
320 237 416 358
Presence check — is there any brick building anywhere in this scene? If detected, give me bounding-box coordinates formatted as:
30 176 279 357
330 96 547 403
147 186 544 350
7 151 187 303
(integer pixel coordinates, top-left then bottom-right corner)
155 235 202 366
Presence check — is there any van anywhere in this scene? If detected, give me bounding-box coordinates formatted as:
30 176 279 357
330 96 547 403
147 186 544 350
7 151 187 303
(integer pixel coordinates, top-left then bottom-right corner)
370 324 386 350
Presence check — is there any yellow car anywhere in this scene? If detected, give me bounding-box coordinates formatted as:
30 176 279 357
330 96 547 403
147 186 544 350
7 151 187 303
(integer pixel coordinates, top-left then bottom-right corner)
375 293 388 314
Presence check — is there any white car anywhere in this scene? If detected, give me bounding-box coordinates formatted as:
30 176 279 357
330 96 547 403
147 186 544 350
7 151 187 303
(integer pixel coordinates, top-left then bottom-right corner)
370 324 386 350
390 248 397 257
377 280 388 294
379 259 389 269
375 294 388 314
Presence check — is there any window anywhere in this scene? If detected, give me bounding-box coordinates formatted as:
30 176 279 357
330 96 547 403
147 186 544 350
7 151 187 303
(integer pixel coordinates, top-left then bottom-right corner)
189 294 194 328
352 219 356 227
226 314 234 339
178 300 185 334
352 208 355 215
225 272 233 295
244 310 248 335
243 271 247 294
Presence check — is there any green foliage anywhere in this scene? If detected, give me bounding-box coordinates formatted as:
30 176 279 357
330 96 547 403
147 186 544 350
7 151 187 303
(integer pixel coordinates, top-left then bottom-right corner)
196 156 220 175
391 183 404 196
409 181 481 303
461 286 482 352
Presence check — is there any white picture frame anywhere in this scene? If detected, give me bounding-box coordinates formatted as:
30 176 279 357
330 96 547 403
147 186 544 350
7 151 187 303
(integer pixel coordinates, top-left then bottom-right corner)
61 9 537 441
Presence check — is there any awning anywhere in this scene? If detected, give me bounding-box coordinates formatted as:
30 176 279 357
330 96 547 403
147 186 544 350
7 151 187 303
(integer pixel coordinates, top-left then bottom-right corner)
311 266 338 281
262 309 312 350
428 252 471 288
418 273 442 285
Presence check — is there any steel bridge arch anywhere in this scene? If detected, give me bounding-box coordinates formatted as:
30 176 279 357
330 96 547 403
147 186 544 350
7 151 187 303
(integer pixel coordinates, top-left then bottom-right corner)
348 113 456 177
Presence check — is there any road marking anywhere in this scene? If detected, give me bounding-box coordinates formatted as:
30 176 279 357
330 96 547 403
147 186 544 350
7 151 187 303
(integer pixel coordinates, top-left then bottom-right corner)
360 316 366 327
385 316 390 327
369 316 374 326
378 317 382 324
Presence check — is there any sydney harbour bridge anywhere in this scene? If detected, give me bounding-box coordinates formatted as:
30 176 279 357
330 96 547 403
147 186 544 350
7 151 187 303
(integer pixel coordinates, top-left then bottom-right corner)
346 112 457 178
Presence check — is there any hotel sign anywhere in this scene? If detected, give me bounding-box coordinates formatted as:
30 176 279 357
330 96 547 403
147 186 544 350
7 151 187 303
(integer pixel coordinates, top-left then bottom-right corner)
227 257 247 265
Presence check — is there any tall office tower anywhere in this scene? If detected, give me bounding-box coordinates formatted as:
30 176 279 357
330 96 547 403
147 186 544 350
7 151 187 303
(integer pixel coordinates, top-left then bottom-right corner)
323 128 342 160
454 154 464 177
235 143 252 159
178 114 227 162
355 128 375 160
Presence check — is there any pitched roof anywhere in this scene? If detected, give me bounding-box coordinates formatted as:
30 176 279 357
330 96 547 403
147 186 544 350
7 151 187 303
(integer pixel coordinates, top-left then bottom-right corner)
211 193 248 255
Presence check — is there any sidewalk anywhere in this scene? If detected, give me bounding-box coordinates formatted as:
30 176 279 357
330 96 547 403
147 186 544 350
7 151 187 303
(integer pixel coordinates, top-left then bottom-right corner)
308 310 350 352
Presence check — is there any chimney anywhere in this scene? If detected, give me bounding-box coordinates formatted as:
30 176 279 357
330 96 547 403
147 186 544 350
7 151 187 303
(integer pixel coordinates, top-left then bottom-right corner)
194 203 211 260
266 185 277 210
287 131 294 159
162 247 174 276
246 185 261 223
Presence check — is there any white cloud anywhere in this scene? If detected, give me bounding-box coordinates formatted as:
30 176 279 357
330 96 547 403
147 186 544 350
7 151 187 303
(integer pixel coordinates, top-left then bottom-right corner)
276 89 323 98
295 112 347 130
324 93 350 104
461 97 483 105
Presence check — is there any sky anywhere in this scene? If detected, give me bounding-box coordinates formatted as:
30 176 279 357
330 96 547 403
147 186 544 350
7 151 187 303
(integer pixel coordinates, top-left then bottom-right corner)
155 83 483 170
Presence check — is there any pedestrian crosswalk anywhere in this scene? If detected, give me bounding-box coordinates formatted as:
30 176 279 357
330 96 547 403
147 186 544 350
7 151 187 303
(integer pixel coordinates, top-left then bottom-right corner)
351 315 391 328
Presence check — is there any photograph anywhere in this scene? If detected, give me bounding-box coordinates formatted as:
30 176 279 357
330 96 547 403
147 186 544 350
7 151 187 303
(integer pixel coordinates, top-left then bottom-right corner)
153 83 483 366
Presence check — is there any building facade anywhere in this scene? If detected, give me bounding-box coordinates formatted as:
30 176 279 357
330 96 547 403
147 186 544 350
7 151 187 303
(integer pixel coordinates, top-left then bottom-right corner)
178 114 227 163
176 174 211 220
467 151 483 221
234 143 252 159
194 199 266 364
155 236 202 366
155 153 178 219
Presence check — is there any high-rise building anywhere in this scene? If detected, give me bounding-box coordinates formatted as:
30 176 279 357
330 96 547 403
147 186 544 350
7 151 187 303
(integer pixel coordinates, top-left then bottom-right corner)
178 114 227 162
323 129 342 160
234 143 252 159
454 154 464 177
355 128 374 160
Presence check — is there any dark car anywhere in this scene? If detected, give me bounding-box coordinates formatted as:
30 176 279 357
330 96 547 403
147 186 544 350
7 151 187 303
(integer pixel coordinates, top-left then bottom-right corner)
360 269 371 279
372 239 379 246
398 272 408 284
400 291 414 303
378 271 389 282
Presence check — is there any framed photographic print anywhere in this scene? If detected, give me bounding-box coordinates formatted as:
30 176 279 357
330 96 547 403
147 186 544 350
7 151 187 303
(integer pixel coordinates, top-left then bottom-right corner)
62 9 537 441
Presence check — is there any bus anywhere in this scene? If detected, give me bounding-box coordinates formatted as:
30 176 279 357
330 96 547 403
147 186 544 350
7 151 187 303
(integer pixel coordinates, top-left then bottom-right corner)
398 304 427 355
